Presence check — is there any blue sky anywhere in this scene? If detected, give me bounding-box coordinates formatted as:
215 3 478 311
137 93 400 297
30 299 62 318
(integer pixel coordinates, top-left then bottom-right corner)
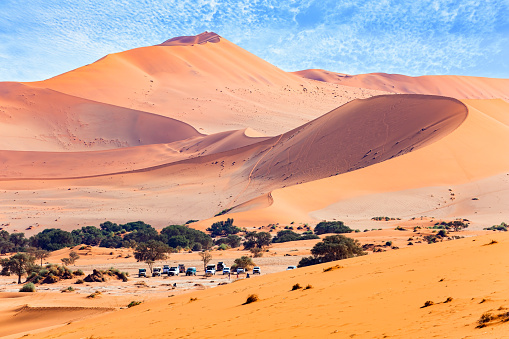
0 0 508 81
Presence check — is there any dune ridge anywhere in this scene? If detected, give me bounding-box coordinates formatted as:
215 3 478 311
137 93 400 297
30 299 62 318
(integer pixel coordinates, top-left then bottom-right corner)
294 69 509 101
26 33 386 136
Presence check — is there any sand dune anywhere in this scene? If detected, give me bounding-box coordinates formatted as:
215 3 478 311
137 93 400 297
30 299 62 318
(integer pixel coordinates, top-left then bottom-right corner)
213 98 509 228
294 69 509 101
0 82 200 152
26 33 386 136
0 95 471 231
158 31 221 46
28 233 509 338
0 129 267 179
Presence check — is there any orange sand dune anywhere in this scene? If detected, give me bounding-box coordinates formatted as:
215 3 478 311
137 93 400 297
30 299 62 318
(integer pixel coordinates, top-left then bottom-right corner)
158 31 221 46
294 69 509 101
0 129 267 179
26 33 386 135
212 98 509 228
0 95 471 230
30 233 509 338
0 82 200 152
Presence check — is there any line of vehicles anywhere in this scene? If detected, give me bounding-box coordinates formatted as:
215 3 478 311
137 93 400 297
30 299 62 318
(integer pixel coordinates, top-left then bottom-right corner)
138 261 264 277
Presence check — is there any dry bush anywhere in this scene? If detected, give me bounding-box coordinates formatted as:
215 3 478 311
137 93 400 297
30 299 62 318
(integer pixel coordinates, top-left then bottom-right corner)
86 291 101 299
244 294 259 305
304 284 313 290
421 300 434 308
444 297 453 303
323 265 343 272
291 283 302 291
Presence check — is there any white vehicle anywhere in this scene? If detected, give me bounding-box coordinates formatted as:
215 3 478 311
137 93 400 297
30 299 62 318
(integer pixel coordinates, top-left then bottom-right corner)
236 268 245 274
286 266 297 270
252 266 261 274
222 267 231 275
206 264 216 275
168 267 179 276
162 265 170 275
152 267 162 276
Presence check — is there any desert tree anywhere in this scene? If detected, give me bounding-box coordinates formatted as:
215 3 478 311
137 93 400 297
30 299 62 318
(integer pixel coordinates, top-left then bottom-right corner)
33 249 50 266
199 250 212 271
298 235 366 267
69 251 80 265
0 253 35 284
134 240 171 273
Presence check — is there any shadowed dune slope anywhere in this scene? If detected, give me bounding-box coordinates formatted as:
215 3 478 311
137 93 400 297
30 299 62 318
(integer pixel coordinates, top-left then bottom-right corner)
246 94 468 188
207 98 509 228
294 69 509 101
26 33 385 135
29 233 509 339
0 82 200 152
0 129 268 179
0 94 468 229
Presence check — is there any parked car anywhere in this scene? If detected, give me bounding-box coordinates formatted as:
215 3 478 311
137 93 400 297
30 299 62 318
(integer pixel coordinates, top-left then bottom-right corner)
186 267 197 276
168 266 179 276
252 266 261 274
178 264 186 274
222 267 231 275
138 268 147 277
216 261 225 271
286 266 297 270
162 265 170 275
152 267 162 276
206 264 216 275
236 268 245 274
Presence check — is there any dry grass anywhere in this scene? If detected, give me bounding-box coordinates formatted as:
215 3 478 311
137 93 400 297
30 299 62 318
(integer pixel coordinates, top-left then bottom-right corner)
421 300 434 308
323 265 343 272
291 283 302 291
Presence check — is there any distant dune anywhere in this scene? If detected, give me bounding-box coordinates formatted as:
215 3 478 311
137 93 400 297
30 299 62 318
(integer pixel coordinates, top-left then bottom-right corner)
0 31 506 232
294 69 509 101
0 82 200 152
26 34 385 136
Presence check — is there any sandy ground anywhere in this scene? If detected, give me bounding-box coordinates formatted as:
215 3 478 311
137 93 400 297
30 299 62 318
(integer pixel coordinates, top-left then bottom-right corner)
0 227 493 338
5 231 506 339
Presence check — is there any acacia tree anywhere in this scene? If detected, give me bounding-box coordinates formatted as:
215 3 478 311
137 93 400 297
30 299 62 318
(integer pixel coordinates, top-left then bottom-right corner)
298 235 366 267
0 253 35 284
199 251 212 271
33 249 50 266
134 240 171 273
69 251 80 265
243 232 272 257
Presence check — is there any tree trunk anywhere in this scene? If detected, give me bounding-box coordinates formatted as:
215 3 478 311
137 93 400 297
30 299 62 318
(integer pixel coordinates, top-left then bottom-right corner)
18 275 22 284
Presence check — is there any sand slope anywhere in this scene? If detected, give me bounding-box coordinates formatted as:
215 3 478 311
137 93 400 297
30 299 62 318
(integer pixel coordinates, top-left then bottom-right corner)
294 69 509 101
29 233 509 338
0 95 470 231
214 98 509 228
0 82 200 152
27 33 386 135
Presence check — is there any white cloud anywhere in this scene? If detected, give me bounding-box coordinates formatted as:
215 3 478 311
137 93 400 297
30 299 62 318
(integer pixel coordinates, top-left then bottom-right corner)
0 0 507 81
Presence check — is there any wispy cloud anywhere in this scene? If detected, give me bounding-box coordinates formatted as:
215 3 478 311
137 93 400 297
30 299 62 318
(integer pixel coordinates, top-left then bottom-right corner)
0 0 507 81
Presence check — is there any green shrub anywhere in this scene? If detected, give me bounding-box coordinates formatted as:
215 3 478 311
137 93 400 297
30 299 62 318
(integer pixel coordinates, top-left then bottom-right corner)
74 269 84 276
75 279 84 284
19 283 36 292
314 221 352 235
127 300 142 308
217 243 230 251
